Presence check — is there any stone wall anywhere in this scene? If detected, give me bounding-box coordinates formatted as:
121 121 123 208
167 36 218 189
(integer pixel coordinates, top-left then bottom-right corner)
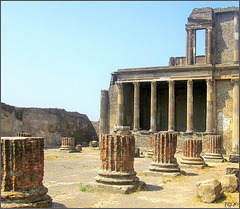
91 121 100 137
216 79 233 155
215 11 235 64
1 103 98 147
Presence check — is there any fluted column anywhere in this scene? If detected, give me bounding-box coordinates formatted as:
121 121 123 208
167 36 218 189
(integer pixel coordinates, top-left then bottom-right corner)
148 131 181 175
180 138 205 168
206 78 214 133
117 83 124 126
150 81 157 132
234 12 239 64
206 27 212 64
133 82 140 131
204 135 224 162
229 78 239 163
186 80 193 133
1 137 52 208
168 80 175 132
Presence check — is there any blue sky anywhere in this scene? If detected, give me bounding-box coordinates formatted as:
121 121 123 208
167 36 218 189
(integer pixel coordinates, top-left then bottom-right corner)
2 1 239 121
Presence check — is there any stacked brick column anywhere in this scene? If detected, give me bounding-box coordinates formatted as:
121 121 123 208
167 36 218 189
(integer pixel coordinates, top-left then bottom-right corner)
1 137 52 208
180 138 205 168
148 132 181 175
96 134 138 184
147 135 154 156
204 135 224 162
60 137 76 151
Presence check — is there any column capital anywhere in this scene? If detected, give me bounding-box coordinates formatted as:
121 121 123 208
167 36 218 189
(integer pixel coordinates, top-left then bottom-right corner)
133 82 140 88
116 82 123 89
168 80 175 87
187 79 193 87
206 78 213 85
151 81 157 87
231 78 239 86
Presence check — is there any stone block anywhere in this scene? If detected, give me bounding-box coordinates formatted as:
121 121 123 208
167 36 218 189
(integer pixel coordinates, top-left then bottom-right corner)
89 140 98 147
218 174 239 193
135 147 140 157
196 179 223 203
226 166 239 178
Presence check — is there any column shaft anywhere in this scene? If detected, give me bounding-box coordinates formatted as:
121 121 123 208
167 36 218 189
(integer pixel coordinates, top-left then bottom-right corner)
168 81 175 132
192 30 196 64
206 27 212 64
150 81 157 132
232 79 239 153
186 80 193 133
234 12 239 64
187 29 193 65
133 82 140 131
206 79 214 133
117 83 124 126
100 90 109 135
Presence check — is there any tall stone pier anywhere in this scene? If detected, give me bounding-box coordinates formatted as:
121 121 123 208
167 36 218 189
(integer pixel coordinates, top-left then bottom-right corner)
86 134 146 194
180 138 205 168
146 131 181 176
60 137 76 152
1 137 52 208
204 135 224 162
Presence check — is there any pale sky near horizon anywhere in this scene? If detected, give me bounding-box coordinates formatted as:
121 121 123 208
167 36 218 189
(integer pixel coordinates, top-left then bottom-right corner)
2 1 239 121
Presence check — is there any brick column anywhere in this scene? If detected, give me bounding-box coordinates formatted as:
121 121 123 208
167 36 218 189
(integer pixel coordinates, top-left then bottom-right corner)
168 80 175 132
148 131 181 176
234 12 239 64
206 27 212 64
205 78 214 133
133 82 140 131
1 137 52 208
180 138 205 168
186 80 193 133
149 81 157 132
91 134 146 194
147 135 154 157
100 90 109 136
229 78 239 163
60 137 76 151
117 83 124 127
204 135 224 162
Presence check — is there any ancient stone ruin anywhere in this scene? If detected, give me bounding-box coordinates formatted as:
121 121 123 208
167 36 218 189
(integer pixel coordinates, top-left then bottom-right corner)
1 137 52 208
145 131 181 176
180 138 206 168
60 137 76 152
204 135 224 162
99 7 239 161
15 132 32 137
86 134 146 194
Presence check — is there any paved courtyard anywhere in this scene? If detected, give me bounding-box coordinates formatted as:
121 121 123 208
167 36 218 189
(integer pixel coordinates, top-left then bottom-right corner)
43 147 239 208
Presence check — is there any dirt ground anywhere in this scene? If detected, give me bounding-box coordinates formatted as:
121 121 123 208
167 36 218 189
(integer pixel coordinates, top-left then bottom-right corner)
43 147 239 208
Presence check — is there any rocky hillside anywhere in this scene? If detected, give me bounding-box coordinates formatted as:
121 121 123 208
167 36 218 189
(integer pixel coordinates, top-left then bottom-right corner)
1 102 98 147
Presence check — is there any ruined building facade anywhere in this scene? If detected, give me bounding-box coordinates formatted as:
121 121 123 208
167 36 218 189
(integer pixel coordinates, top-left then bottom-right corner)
99 7 239 155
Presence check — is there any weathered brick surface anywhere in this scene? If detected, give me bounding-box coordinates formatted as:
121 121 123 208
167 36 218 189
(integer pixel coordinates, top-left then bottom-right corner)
1 137 52 208
100 134 135 172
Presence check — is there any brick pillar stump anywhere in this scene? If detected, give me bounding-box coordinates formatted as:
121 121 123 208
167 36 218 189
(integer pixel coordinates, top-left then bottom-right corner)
180 138 206 168
1 137 52 208
60 137 76 152
204 135 224 162
86 134 146 194
145 132 181 176
147 135 154 157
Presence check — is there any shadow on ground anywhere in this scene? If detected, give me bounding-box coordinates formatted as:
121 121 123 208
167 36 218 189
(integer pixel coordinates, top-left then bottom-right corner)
50 202 67 208
146 184 164 191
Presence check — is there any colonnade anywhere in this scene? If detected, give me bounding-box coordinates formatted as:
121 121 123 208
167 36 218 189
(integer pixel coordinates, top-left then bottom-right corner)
116 78 238 135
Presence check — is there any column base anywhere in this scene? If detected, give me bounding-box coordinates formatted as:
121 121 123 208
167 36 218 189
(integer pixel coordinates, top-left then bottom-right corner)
85 180 147 194
204 130 213 134
1 187 52 208
229 153 239 163
149 162 181 175
186 130 193 134
168 129 174 132
180 156 206 168
203 153 224 163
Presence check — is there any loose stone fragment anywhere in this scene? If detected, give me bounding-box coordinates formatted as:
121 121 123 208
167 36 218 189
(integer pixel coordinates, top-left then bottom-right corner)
1 137 52 208
226 166 239 178
218 174 239 193
196 179 223 203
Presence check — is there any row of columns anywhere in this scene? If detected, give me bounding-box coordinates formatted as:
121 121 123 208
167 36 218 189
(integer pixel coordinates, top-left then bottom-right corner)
117 78 238 134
